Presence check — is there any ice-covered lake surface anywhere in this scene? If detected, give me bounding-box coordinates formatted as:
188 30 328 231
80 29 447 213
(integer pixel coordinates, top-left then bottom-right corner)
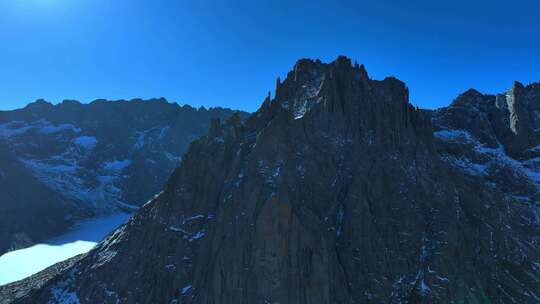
0 212 132 286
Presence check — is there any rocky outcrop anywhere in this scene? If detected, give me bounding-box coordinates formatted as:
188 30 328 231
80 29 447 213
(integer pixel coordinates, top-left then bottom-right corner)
433 81 540 201
0 100 246 255
2 57 539 303
434 81 540 160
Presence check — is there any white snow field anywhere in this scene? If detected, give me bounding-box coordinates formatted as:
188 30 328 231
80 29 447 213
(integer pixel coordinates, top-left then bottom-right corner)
0 212 131 286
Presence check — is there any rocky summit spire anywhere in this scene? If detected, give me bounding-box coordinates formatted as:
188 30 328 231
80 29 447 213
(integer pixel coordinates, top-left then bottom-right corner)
3 57 539 304
258 56 433 150
505 81 530 149
444 80 535 158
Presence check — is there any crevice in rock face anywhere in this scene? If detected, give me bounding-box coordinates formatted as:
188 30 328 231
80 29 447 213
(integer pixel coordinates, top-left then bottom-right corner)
333 179 354 302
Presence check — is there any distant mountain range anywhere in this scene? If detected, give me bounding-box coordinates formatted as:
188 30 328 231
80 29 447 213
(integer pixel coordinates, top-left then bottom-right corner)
0 99 247 254
1 57 539 303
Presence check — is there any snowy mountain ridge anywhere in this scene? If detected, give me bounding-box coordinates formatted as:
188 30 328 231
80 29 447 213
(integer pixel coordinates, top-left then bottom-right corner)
0 99 247 254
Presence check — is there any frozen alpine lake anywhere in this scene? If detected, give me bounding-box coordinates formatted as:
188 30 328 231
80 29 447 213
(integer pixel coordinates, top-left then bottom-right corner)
0 212 131 286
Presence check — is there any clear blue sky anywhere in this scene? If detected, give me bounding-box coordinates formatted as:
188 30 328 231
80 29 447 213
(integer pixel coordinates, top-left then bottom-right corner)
0 0 539 112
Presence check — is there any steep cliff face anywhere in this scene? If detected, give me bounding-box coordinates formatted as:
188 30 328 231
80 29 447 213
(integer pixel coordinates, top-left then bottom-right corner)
0 100 245 254
3 57 539 303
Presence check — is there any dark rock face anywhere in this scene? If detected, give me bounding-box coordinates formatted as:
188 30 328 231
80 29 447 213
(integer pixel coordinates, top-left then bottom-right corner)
2 57 539 303
0 100 246 254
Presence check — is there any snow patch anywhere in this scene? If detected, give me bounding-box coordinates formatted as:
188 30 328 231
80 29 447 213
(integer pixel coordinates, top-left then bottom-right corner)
184 214 206 222
0 120 81 138
103 159 132 172
190 231 205 241
0 213 131 286
21 154 133 211
0 121 33 138
168 226 205 242
40 123 81 134
165 152 180 163
434 129 474 141
73 136 98 150
437 128 540 191
293 76 324 119
235 172 245 188
420 279 430 295
133 126 170 150
168 226 185 233
181 285 192 295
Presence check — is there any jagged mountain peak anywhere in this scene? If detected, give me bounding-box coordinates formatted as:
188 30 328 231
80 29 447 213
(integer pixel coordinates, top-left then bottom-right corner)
451 79 540 107
525 80 540 91
511 80 525 91
23 99 54 110
59 99 83 107
2 57 539 304
439 79 540 158
245 56 433 153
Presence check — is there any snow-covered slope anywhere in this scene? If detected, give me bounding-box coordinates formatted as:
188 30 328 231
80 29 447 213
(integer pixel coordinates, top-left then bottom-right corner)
0 213 131 286
0 99 247 254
